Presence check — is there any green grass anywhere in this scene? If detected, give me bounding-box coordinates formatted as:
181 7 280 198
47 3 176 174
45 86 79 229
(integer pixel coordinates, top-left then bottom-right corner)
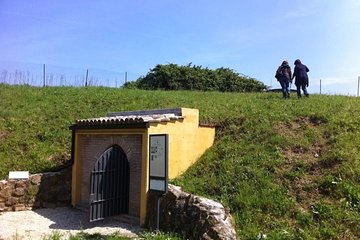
1 84 359 239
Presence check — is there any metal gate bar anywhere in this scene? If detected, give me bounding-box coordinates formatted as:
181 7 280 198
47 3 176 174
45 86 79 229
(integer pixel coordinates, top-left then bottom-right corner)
90 145 129 222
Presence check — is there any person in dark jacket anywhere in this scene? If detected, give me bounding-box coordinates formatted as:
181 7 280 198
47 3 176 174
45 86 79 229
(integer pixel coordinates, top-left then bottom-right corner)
292 59 310 97
275 60 292 98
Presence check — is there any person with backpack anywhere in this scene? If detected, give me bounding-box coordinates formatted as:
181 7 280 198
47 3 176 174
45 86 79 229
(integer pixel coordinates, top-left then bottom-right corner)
292 59 310 97
275 60 292 98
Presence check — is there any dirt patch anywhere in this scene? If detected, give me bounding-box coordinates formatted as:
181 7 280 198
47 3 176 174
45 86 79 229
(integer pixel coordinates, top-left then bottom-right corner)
281 150 323 211
0 131 9 140
274 117 332 211
274 116 322 137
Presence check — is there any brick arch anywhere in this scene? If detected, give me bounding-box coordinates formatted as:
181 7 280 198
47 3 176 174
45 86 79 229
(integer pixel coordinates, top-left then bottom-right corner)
79 134 143 217
112 136 134 160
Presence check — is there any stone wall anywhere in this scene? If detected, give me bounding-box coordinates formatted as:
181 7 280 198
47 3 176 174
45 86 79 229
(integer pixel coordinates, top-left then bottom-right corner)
146 184 238 240
0 167 71 212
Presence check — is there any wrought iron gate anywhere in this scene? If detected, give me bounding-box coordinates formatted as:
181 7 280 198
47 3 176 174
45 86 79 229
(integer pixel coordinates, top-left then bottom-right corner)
90 145 129 222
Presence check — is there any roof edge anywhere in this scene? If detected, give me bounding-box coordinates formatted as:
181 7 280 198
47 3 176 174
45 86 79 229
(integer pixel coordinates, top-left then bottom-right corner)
69 122 149 130
107 108 183 117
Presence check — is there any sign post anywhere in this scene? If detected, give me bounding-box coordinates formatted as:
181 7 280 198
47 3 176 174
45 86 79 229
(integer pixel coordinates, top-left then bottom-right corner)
149 134 168 230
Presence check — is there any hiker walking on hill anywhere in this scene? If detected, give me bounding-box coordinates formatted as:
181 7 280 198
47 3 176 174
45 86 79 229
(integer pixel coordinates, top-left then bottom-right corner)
292 59 310 97
275 60 292 98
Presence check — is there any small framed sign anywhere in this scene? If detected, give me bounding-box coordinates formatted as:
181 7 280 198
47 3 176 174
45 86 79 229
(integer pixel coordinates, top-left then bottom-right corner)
9 171 29 179
149 134 168 193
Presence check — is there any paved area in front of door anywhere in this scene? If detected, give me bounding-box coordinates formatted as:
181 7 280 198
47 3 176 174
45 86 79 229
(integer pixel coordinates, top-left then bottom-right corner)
0 207 142 240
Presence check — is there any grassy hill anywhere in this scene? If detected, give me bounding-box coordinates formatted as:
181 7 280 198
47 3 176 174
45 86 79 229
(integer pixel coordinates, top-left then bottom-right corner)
0 84 359 239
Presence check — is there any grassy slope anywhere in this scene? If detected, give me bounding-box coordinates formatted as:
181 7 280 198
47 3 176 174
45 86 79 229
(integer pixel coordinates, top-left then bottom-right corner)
0 84 359 239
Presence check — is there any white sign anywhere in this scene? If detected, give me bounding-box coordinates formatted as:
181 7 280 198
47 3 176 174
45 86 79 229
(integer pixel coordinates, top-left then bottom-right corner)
9 171 29 179
149 134 168 193
149 135 167 177
149 179 166 192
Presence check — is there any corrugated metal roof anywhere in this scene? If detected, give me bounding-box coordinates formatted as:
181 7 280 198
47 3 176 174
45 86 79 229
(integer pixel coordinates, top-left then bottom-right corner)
74 108 185 127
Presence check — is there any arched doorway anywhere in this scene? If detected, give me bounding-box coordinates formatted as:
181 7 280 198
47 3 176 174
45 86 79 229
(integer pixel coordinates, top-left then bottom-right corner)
89 145 129 221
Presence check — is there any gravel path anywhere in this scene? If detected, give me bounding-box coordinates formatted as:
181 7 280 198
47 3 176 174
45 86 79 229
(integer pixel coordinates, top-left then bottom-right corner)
0 207 142 240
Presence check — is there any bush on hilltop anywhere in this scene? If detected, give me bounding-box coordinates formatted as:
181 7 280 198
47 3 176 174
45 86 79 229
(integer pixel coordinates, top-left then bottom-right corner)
123 63 267 92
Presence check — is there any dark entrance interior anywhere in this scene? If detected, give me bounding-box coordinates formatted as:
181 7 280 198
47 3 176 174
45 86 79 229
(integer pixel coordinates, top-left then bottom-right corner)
89 145 130 221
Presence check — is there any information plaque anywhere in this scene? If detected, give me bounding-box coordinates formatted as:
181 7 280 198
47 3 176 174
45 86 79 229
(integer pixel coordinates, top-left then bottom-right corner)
149 134 168 193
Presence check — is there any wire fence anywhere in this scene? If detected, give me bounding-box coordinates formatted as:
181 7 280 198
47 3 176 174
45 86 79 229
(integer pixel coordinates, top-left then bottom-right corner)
0 61 133 88
270 76 360 97
1 60 359 96
316 77 360 97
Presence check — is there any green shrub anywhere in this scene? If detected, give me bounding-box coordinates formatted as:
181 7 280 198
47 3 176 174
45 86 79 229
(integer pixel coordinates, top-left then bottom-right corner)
123 63 267 92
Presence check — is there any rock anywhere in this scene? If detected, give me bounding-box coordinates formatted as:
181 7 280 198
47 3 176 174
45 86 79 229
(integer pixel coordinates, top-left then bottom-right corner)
15 180 28 189
147 184 238 240
0 187 13 199
13 204 26 211
0 202 7 211
7 180 16 185
13 187 25 197
0 180 7 190
30 174 42 185
6 197 18 206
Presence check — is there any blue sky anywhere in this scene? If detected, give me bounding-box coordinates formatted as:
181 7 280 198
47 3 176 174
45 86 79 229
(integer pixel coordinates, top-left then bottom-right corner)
1 0 359 94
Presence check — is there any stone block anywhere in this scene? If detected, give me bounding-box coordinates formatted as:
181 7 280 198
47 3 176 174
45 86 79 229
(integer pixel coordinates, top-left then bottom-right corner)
0 180 7 189
13 204 26 211
8 179 16 186
15 180 29 189
6 196 18 206
0 202 6 211
30 174 42 185
19 194 32 204
0 187 12 198
13 187 25 197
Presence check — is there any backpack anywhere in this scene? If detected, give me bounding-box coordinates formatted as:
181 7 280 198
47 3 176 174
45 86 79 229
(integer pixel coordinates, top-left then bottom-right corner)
275 66 283 79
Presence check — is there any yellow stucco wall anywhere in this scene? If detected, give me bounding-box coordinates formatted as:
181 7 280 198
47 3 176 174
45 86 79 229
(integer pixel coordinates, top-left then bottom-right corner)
71 108 215 226
147 108 216 179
